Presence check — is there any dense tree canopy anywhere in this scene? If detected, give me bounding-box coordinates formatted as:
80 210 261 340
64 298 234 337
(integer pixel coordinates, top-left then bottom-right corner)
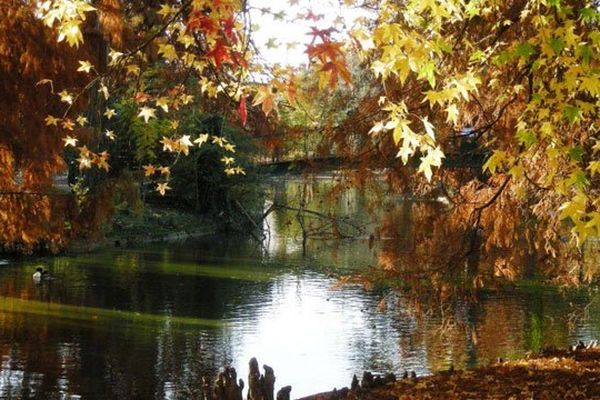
2 0 600 285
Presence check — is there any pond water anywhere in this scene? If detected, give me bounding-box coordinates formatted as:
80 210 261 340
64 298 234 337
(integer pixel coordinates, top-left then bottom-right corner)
1 178 600 399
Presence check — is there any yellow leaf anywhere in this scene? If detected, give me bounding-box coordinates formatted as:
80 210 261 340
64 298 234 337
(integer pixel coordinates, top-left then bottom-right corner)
422 117 435 140
104 108 116 119
58 90 73 104
156 97 169 112
194 133 209 146
252 86 276 116
138 107 157 123
62 136 78 147
126 64 140 76
105 130 116 141
45 115 60 126
221 156 235 165
98 85 109 100
156 182 171 196
143 165 156 177
158 44 178 62
588 161 600 177
158 166 170 176
77 60 93 73
157 4 175 17
445 103 459 125
61 119 75 131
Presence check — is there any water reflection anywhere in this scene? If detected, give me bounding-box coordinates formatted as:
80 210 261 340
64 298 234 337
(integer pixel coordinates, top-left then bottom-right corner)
0 178 599 398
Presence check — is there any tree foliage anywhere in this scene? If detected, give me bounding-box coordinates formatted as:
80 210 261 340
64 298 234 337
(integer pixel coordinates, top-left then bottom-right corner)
2 0 600 284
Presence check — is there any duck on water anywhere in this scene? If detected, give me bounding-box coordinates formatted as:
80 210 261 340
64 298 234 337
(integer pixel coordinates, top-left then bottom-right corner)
32 266 50 283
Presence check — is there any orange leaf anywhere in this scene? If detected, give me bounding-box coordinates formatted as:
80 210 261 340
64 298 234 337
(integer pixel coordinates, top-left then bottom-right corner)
239 95 247 126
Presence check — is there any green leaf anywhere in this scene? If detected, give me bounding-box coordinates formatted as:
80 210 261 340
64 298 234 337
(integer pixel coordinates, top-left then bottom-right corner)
469 50 486 63
549 37 566 54
577 44 592 65
568 145 584 162
563 105 582 124
418 61 436 88
517 129 537 147
515 42 535 60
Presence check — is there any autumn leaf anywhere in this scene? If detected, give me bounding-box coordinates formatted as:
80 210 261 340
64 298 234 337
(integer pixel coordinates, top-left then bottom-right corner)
62 136 78 147
194 133 209 147
61 119 75 131
77 60 93 73
239 95 248 126
253 86 276 116
158 166 170 176
179 135 193 155
143 164 156 177
156 97 169 112
138 107 157 123
221 156 235 165
187 11 217 34
160 137 176 151
105 130 116 141
158 44 178 62
58 90 73 104
45 115 60 126
76 115 87 126
418 146 445 182
156 182 171 195
206 40 233 67
98 85 109 100
104 108 116 119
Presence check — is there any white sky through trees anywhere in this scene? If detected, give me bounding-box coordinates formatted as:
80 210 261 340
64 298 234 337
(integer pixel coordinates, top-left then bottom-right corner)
248 0 373 66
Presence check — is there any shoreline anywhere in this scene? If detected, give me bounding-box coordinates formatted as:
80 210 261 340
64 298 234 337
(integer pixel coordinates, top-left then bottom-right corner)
68 205 217 253
295 344 600 399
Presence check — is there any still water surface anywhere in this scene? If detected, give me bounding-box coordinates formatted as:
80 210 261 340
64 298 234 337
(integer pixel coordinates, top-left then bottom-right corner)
1 179 600 399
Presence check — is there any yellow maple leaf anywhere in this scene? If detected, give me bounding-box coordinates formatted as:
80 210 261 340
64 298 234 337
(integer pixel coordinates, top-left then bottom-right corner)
194 133 209 146
98 85 109 100
105 130 116 141
45 115 60 126
76 115 88 126
104 108 116 119
77 60 93 73
156 182 171 196
252 86 276 116
58 90 73 104
62 136 78 147
126 64 140 76
221 156 235 165
156 97 169 112
62 119 75 131
158 44 178 62
158 166 170 176
143 165 156 177
138 107 157 123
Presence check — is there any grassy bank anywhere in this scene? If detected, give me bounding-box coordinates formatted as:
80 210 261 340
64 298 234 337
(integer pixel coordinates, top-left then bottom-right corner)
69 205 215 252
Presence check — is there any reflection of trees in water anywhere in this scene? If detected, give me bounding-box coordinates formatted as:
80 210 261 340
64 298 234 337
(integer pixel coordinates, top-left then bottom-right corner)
376 288 595 376
267 176 600 290
0 249 280 399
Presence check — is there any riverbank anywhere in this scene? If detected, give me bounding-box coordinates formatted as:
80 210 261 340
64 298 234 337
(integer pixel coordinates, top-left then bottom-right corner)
299 345 600 399
69 205 215 252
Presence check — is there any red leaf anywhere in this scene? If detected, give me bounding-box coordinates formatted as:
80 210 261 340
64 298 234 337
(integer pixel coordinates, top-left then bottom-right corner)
222 17 236 42
239 95 247 127
187 11 217 34
206 40 232 67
